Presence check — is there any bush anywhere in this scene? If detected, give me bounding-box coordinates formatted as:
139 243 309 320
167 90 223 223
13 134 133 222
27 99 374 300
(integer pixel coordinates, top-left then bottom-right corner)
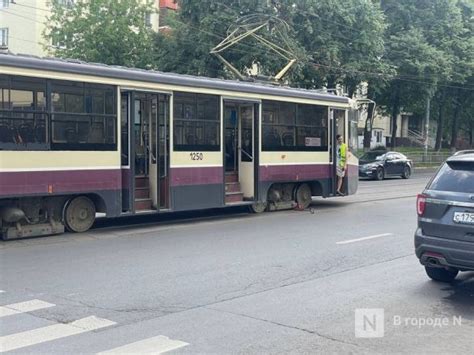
370 145 387 152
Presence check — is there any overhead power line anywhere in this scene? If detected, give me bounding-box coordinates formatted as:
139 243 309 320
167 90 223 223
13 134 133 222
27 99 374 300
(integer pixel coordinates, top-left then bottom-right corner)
3 1 473 91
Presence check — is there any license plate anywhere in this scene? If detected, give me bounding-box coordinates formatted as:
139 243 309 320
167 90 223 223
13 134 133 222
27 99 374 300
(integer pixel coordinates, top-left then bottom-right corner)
453 212 474 225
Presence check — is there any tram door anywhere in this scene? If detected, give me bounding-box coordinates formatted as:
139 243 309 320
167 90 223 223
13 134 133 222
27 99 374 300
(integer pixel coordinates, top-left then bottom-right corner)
330 109 347 195
224 102 256 200
121 91 170 213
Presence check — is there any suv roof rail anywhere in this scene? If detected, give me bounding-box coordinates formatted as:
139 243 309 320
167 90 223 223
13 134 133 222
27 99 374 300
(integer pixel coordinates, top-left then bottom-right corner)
453 150 474 156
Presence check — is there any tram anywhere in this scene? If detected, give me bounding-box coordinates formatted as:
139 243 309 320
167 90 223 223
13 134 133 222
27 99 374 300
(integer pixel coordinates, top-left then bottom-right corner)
0 54 359 239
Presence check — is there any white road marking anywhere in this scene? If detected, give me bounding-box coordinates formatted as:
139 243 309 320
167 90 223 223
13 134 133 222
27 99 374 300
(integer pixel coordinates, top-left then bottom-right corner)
336 233 394 245
98 335 189 354
0 316 116 353
0 299 55 318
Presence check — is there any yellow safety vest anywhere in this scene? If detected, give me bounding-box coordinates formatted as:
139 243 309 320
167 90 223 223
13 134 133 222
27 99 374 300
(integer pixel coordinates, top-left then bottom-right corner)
338 143 347 167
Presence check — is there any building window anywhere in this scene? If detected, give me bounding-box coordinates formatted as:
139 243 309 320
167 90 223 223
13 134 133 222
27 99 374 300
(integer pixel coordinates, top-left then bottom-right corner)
54 0 75 7
262 100 328 151
145 13 152 27
173 92 220 151
51 31 67 49
0 28 8 47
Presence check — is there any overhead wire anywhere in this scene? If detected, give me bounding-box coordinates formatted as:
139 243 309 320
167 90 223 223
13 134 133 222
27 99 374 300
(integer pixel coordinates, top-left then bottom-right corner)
169 17 474 91
2 1 473 91
213 2 473 83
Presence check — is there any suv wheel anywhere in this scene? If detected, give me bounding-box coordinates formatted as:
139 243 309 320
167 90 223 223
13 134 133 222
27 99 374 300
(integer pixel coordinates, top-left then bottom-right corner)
425 266 458 282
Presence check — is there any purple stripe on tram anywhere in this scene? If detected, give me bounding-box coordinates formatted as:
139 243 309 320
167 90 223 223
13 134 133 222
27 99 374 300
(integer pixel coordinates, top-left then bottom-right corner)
170 167 223 186
260 164 332 182
0 169 122 196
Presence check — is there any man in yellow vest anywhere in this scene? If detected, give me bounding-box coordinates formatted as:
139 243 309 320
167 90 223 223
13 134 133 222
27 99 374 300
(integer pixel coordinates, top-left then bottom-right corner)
336 134 347 196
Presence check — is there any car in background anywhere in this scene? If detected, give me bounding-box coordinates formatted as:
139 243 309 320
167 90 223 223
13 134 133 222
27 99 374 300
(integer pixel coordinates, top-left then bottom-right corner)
358 151 412 180
415 150 474 282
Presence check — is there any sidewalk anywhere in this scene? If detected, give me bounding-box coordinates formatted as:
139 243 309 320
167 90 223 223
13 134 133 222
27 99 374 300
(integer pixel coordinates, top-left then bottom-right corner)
413 166 439 174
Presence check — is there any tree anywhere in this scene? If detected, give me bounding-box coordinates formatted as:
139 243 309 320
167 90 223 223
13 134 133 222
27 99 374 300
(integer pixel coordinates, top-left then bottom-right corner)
154 0 388 90
43 0 155 68
286 0 388 93
377 0 460 149
154 1 305 79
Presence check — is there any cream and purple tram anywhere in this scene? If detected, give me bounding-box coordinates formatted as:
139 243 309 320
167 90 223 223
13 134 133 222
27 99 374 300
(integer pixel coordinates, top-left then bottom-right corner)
0 54 359 239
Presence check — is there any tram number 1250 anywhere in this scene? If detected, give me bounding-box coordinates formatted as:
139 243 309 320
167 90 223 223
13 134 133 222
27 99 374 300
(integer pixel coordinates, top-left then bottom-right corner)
190 152 204 161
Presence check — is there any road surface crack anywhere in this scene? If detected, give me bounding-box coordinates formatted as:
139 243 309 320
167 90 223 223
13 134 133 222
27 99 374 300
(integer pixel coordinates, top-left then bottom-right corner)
206 307 360 347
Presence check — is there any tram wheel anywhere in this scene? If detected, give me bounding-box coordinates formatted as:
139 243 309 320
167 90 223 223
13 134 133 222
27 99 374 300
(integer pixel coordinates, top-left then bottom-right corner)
249 201 267 213
295 183 312 210
64 196 96 233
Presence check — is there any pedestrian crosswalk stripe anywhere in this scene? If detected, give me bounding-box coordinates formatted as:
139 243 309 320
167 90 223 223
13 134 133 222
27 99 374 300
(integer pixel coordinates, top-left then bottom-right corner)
0 316 116 353
97 335 189 354
0 299 55 318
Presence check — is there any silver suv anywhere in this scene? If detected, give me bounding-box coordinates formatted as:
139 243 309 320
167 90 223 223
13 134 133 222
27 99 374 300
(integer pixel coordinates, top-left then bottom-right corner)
415 150 474 282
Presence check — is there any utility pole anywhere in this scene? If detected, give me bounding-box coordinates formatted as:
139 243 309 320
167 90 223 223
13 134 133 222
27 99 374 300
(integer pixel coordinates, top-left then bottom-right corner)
424 96 431 161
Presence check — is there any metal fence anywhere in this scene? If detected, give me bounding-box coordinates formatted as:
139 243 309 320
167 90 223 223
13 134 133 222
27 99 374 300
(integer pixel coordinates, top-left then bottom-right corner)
408 152 452 165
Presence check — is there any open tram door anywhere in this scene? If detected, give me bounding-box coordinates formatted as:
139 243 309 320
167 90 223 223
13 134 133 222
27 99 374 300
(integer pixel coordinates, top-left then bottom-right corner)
330 108 358 196
330 108 348 196
120 91 170 214
223 99 260 207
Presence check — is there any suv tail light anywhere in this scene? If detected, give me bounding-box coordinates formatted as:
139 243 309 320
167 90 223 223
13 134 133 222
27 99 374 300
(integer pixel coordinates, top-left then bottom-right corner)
417 194 426 216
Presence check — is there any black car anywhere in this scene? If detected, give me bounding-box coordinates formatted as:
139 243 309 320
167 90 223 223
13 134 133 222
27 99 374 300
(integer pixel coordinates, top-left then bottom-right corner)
359 151 412 180
415 150 474 282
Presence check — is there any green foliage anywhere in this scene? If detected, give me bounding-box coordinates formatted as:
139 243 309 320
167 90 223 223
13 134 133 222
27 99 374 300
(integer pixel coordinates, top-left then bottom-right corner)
375 0 474 148
154 0 388 91
287 0 389 92
43 0 155 68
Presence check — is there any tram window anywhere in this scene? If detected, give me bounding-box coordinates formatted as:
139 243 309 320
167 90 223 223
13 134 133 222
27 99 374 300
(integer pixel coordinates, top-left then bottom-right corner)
279 102 296 125
85 85 116 115
0 75 48 148
52 81 83 113
296 104 328 150
262 100 328 151
173 92 220 151
51 80 117 150
0 75 9 110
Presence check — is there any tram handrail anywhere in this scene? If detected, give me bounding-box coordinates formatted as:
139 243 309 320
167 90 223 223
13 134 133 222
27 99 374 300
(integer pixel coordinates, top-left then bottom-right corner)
239 147 253 160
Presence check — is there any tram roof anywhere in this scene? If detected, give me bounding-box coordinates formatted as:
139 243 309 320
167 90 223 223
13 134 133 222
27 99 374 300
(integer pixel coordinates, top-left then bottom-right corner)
0 53 350 104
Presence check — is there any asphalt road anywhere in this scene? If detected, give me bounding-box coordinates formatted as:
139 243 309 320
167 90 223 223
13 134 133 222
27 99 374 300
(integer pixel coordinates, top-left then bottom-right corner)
1 170 473 354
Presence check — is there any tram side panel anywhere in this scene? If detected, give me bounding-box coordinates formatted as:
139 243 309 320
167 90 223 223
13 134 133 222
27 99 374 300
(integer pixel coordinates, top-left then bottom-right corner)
258 151 333 210
0 151 122 239
168 92 225 212
168 152 224 212
0 73 123 239
256 100 337 209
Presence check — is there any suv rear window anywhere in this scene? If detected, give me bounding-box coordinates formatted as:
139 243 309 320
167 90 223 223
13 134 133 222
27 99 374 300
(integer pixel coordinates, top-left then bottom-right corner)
428 161 474 193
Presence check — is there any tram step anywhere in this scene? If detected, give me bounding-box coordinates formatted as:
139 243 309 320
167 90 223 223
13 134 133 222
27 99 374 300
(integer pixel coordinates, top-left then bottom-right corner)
135 187 150 199
135 198 153 211
225 173 238 183
225 182 241 193
135 176 149 188
225 192 244 204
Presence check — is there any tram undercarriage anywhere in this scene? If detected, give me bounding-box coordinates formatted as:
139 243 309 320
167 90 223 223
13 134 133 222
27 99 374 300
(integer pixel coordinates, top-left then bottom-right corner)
0 195 105 240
